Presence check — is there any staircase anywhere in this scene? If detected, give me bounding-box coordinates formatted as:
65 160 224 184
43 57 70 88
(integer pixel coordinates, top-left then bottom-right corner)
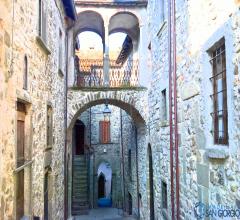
72 155 89 215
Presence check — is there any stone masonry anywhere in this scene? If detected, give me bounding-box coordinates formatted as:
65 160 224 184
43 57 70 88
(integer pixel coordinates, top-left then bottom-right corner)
0 0 73 219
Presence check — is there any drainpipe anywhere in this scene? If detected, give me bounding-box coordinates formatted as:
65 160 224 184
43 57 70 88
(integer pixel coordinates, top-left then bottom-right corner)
135 126 140 219
120 110 126 211
172 0 180 219
168 0 175 219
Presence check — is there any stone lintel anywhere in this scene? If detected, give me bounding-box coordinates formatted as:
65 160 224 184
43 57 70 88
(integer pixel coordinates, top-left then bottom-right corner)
206 148 229 160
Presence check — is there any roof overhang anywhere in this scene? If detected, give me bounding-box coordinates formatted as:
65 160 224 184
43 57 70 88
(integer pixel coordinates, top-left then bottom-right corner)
62 0 77 20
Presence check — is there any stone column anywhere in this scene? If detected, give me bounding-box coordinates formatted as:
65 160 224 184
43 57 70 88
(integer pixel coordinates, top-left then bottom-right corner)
103 22 110 87
138 22 149 87
131 40 139 86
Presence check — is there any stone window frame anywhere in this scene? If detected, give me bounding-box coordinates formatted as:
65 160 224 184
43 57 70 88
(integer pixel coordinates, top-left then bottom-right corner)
36 0 51 55
208 38 228 145
201 26 235 158
38 0 48 44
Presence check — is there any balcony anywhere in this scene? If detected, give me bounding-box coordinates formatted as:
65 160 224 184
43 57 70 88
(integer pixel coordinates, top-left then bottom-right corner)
75 59 139 88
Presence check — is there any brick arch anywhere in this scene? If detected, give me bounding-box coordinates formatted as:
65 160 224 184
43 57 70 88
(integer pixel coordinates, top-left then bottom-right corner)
67 89 148 131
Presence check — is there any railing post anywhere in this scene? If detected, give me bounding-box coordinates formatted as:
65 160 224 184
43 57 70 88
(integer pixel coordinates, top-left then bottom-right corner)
103 22 110 86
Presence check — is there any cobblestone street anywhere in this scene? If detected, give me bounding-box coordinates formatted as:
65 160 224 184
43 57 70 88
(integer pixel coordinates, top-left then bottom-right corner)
74 208 136 220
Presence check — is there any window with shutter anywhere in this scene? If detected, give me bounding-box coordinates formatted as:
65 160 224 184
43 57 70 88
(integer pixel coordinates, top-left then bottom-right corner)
17 102 26 167
209 41 228 145
38 0 47 44
99 121 110 143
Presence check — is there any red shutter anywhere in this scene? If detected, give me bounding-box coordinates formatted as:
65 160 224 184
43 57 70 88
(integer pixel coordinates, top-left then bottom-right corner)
99 121 110 143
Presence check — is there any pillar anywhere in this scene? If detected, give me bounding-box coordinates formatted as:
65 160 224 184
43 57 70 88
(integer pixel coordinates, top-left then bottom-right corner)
138 22 150 87
103 22 110 87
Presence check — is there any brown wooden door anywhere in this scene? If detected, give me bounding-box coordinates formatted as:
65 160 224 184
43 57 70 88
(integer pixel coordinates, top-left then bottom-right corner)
17 120 25 167
16 170 24 220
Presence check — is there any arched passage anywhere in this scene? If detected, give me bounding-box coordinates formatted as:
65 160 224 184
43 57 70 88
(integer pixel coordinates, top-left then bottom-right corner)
109 12 140 43
74 10 105 40
67 89 148 217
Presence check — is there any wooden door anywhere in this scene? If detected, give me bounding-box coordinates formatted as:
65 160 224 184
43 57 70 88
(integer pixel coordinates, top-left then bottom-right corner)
16 170 24 220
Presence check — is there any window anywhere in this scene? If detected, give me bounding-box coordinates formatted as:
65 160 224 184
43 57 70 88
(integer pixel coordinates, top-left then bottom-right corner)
99 121 110 143
47 105 53 147
38 0 47 43
58 29 63 72
23 56 28 90
17 102 26 167
161 180 167 209
210 41 228 145
161 89 167 121
128 149 132 181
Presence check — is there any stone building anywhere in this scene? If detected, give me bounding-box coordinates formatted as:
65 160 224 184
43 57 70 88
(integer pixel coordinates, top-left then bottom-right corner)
1 0 240 220
147 0 240 219
0 0 76 219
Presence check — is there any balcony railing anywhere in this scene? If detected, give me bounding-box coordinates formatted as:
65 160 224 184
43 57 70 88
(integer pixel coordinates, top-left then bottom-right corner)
75 59 139 88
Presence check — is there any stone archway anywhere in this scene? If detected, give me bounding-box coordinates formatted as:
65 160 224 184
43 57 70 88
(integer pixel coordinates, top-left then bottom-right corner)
67 89 148 130
67 88 148 218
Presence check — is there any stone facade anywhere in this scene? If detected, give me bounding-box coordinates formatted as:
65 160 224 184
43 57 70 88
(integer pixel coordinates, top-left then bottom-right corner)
0 0 72 219
147 0 240 219
1 0 240 220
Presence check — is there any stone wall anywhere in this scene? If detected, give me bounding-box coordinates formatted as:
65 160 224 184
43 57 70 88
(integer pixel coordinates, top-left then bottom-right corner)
0 0 68 219
147 0 240 219
79 105 123 208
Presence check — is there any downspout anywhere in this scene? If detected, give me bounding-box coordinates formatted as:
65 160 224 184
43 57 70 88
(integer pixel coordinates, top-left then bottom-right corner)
168 0 175 220
120 110 126 211
64 26 69 220
172 0 180 219
135 126 140 219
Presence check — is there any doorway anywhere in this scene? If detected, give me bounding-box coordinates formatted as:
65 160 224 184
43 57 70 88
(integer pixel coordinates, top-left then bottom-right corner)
148 144 155 220
98 173 105 199
128 192 132 215
74 120 85 155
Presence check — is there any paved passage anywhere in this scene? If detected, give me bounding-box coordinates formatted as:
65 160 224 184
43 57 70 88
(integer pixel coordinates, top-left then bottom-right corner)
74 208 136 220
